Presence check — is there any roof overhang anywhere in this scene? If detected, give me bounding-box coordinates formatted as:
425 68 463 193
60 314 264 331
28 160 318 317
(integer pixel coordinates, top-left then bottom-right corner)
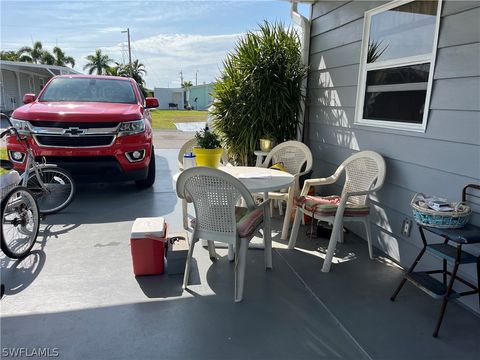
0 60 80 77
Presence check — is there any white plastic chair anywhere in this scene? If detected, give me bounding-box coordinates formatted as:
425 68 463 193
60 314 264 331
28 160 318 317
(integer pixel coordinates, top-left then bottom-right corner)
178 138 229 229
176 167 272 302
288 150 386 273
259 140 313 238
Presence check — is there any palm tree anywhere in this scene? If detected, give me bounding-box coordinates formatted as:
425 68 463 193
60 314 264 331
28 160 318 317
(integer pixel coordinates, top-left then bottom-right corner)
52 46 75 68
17 41 45 63
0 51 19 61
83 49 113 75
181 80 193 89
181 81 193 109
105 62 127 76
41 51 55 65
124 59 147 85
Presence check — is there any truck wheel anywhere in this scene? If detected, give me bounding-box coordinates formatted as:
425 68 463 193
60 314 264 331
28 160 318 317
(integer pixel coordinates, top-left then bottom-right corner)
135 147 156 189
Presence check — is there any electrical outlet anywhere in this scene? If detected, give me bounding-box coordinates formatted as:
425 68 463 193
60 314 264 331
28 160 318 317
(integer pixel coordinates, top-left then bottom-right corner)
401 218 412 237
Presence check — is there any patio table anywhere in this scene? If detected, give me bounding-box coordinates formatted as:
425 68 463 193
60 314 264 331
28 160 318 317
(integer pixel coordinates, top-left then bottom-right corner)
173 166 295 241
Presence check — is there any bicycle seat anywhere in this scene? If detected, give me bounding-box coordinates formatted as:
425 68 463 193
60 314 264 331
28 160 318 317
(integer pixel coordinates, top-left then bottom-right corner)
0 159 13 170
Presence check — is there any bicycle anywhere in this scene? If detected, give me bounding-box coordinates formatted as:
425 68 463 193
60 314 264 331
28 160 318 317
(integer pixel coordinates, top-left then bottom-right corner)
0 114 76 214
1 165 40 298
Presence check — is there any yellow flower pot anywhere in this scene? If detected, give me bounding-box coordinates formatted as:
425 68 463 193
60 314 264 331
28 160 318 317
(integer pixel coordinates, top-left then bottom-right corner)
193 148 224 168
259 138 274 152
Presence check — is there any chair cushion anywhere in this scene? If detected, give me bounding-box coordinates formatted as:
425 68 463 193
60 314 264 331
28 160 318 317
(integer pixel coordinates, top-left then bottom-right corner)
295 195 370 217
269 162 287 172
236 207 264 238
190 207 264 238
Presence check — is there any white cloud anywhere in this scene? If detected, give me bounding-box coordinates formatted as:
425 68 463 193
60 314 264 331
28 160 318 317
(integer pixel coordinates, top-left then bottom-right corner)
99 27 126 33
90 32 244 88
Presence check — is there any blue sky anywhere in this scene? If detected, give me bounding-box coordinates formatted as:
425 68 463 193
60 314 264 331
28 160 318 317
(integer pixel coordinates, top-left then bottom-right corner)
1 0 310 89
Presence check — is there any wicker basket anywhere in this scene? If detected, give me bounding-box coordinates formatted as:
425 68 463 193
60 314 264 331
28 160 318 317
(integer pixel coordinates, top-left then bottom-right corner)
410 193 471 229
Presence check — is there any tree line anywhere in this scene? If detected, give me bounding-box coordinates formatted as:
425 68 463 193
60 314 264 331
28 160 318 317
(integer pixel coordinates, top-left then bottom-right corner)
1 41 150 95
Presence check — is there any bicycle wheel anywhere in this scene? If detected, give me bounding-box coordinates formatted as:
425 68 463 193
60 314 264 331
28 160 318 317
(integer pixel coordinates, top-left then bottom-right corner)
1 187 40 259
26 166 76 214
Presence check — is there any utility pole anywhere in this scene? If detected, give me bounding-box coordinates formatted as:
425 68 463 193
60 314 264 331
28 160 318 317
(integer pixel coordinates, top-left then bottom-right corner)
180 70 184 86
121 28 132 77
195 70 198 86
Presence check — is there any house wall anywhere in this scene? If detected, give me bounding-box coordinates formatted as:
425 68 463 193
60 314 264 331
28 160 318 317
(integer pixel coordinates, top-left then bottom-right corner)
189 83 214 110
0 68 54 112
153 88 185 110
307 0 480 313
0 69 19 112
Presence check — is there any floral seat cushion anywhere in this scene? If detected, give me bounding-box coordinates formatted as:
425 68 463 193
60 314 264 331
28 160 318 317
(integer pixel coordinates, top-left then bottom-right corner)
190 207 264 238
295 195 370 217
236 207 264 237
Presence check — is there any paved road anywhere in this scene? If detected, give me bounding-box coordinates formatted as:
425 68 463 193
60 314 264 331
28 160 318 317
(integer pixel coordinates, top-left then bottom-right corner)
153 129 194 149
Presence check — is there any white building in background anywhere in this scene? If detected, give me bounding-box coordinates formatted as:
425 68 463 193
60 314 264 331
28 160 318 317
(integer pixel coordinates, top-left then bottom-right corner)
0 60 79 113
153 87 185 110
154 83 214 111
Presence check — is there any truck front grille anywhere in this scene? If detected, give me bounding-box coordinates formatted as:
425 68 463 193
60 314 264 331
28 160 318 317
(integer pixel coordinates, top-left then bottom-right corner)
29 121 119 129
34 135 115 147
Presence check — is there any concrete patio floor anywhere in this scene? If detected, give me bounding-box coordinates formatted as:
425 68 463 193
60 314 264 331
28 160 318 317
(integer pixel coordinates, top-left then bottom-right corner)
1 143 479 360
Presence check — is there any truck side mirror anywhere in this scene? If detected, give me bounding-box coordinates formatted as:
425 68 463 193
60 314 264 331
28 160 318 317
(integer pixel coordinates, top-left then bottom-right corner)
23 94 36 104
145 97 159 109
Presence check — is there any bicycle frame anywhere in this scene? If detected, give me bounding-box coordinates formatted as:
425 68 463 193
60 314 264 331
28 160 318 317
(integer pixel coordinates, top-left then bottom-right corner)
0 114 54 193
18 144 56 192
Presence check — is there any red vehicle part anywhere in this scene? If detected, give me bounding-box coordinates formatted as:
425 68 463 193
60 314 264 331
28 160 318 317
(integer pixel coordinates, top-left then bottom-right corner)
7 75 158 187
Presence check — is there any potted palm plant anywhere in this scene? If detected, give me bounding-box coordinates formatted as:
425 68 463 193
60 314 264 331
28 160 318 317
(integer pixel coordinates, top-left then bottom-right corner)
193 127 223 168
211 21 308 165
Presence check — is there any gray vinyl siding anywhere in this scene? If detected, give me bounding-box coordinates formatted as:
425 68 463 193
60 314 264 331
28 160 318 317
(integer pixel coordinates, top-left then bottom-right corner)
307 0 480 313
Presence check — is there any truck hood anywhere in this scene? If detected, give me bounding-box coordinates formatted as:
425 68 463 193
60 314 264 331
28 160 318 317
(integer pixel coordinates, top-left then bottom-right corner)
12 102 143 123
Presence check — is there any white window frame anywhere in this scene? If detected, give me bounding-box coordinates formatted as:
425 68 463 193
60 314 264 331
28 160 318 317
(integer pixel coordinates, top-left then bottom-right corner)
354 0 443 132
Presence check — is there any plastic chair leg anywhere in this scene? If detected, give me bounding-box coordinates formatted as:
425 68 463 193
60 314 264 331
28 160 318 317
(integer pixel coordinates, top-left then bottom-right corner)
263 213 272 269
363 217 374 259
183 236 197 289
288 207 303 249
227 244 235 262
278 200 283 215
322 217 343 273
281 186 295 240
234 239 249 302
182 199 188 229
207 240 216 260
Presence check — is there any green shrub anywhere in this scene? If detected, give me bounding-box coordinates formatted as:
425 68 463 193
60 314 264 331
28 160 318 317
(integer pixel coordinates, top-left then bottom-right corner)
195 127 221 149
211 22 307 165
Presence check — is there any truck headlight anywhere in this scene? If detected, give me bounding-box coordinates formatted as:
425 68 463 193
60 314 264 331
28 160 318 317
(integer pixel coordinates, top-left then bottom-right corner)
118 119 145 136
10 118 30 135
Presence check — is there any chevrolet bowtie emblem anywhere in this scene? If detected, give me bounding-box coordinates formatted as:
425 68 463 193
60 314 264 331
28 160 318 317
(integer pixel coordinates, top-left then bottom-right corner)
63 127 85 136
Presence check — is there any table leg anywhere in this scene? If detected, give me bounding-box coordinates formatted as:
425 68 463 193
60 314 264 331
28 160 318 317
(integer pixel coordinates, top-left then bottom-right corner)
281 185 294 240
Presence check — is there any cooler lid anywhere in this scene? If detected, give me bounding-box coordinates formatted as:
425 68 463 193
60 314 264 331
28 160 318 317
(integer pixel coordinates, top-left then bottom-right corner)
131 217 166 240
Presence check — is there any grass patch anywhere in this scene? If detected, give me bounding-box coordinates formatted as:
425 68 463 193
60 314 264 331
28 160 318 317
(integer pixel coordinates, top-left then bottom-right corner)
0 148 8 175
150 110 208 130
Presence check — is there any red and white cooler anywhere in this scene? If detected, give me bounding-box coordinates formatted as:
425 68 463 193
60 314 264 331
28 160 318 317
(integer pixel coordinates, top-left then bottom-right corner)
130 217 167 276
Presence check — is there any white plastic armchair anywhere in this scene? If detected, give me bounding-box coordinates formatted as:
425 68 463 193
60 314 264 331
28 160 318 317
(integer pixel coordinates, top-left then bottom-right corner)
178 138 230 228
288 150 386 273
176 167 272 302
178 138 198 171
259 140 313 239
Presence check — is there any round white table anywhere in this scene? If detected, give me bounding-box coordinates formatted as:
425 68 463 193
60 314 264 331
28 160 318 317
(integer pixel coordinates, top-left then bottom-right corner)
174 166 295 240
219 166 293 193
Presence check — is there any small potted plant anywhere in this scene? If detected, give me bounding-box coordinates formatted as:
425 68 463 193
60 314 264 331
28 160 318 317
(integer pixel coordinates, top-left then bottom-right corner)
193 127 223 168
259 134 275 152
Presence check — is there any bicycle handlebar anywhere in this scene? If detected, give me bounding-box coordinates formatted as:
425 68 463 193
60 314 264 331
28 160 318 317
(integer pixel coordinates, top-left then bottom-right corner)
0 113 28 143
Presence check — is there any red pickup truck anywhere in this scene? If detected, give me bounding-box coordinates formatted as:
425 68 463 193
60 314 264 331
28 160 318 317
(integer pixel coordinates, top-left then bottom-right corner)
7 75 158 188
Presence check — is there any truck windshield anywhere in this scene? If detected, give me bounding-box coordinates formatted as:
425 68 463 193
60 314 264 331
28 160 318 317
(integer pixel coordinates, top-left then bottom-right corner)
39 78 137 104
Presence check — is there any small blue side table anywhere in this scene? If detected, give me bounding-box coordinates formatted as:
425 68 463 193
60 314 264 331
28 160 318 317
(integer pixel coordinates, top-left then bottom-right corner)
390 184 480 338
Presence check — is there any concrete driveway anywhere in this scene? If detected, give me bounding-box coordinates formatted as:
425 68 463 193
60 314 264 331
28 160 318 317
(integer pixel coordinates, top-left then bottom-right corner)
1 132 479 360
